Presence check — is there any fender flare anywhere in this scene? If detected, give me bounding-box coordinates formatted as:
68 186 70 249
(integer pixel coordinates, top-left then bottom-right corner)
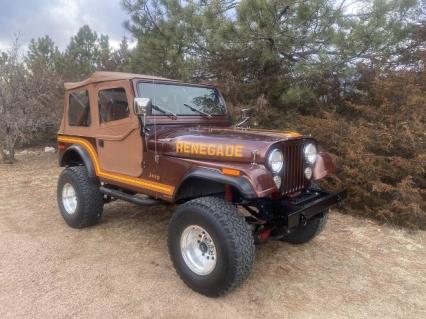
60 144 97 180
176 168 257 200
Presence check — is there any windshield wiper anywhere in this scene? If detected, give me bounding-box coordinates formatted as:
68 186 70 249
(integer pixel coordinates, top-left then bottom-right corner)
183 103 212 118
152 103 177 120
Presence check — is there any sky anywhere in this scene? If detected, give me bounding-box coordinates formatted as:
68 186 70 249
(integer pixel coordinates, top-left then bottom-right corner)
0 0 365 53
0 0 134 51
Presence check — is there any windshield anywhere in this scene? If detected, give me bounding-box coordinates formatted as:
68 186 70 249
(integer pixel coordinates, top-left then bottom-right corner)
137 82 226 116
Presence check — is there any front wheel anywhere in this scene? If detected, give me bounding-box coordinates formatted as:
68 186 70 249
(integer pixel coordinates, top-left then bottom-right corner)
168 197 255 297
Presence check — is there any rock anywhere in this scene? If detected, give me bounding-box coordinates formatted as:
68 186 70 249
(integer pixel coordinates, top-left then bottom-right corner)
44 146 56 153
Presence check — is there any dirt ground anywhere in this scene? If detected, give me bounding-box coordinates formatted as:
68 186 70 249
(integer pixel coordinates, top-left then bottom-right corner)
0 152 425 319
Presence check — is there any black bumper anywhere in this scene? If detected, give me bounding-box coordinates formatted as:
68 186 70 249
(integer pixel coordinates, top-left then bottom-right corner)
279 189 347 228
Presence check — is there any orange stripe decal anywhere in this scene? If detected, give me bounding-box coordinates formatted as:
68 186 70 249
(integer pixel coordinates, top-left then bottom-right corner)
58 136 175 196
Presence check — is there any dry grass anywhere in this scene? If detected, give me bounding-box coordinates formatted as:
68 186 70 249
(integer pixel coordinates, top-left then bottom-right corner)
0 152 425 318
257 70 426 229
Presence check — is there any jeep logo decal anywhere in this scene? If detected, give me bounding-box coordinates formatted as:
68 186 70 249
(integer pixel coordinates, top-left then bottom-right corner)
176 141 243 157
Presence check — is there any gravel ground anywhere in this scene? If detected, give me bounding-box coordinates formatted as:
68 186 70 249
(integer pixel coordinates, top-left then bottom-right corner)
0 152 425 319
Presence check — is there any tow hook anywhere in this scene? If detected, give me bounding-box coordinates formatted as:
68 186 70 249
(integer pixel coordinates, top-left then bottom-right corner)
254 227 272 244
259 228 271 241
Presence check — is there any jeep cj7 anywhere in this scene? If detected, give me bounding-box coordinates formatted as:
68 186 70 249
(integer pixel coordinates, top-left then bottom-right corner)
57 72 346 297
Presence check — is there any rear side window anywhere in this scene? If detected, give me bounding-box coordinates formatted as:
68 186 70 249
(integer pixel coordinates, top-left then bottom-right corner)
98 88 129 123
68 90 91 127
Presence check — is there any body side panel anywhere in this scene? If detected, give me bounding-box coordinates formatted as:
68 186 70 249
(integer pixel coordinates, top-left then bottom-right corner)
58 135 175 200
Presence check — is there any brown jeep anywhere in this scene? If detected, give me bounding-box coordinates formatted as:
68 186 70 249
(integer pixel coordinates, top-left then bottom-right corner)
57 71 346 297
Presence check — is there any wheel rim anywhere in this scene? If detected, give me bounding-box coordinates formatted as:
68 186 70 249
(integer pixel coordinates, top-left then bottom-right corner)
180 225 217 276
62 183 77 215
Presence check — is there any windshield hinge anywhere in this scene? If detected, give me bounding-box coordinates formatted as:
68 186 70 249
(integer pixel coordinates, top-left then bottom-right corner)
251 150 258 165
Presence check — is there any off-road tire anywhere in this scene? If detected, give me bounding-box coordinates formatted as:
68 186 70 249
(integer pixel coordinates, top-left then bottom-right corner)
168 197 255 297
282 212 328 245
57 166 103 228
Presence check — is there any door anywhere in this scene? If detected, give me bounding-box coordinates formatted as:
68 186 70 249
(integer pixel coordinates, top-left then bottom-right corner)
94 80 143 177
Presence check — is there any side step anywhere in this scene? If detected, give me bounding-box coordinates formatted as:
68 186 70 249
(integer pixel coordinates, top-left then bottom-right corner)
100 186 161 206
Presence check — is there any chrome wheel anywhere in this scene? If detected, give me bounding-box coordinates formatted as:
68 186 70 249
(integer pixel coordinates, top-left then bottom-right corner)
180 225 217 276
62 183 77 215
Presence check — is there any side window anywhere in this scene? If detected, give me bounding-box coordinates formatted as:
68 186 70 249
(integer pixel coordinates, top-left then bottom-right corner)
68 90 91 127
98 88 129 123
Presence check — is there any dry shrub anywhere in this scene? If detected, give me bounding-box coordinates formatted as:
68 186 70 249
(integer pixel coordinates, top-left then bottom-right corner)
291 70 426 229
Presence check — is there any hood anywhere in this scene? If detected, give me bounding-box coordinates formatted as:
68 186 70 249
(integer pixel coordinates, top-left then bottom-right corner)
149 126 305 163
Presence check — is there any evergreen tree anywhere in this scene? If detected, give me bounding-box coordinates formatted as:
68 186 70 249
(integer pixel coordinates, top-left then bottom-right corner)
63 25 101 80
112 36 132 71
99 34 115 70
122 0 421 111
26 35 62 74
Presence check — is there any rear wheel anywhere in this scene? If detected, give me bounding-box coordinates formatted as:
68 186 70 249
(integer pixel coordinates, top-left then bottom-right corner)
57 166 104 228
168 197 255 297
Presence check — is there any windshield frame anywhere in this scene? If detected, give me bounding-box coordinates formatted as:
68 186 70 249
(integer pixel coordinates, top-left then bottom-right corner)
134 79 230 124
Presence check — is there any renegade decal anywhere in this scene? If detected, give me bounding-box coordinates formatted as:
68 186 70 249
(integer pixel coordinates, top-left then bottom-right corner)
176 141 243 158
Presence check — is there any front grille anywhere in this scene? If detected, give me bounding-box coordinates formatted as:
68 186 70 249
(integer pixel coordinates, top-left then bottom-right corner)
280 140 307 194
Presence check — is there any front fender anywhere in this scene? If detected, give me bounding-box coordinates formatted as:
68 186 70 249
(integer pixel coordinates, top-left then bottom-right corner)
176 167 257 200
313 152 336 180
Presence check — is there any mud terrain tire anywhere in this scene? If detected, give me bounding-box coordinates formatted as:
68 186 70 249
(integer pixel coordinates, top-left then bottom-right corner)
57 166 103 228
168 197 255 297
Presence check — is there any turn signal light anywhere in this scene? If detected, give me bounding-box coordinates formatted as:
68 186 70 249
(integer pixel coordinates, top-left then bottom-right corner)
221 168 241 176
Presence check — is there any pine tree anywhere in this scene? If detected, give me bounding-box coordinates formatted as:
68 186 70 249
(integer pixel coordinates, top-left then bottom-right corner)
26 35 62 74
112 36 132 71
122 0 421 111
63 25 101 80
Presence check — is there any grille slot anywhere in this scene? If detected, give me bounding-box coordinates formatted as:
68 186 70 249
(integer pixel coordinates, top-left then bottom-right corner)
281 141 307 194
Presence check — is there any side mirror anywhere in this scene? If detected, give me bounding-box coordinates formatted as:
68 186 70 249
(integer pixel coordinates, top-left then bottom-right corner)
134 97 152 116
241 108 255 119
235 107 255 127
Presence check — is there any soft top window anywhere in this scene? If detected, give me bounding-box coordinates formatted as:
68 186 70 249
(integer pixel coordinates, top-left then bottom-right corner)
68 90 90 127
98 88 129 123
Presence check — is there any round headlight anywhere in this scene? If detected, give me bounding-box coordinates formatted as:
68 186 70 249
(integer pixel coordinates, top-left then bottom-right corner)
268 149 284 173
304 143 317 164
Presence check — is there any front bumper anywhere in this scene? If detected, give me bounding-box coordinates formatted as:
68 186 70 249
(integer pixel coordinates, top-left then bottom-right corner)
277 188 347 228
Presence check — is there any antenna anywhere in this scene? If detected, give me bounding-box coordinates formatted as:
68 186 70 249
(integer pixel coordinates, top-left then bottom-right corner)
153 77 159 164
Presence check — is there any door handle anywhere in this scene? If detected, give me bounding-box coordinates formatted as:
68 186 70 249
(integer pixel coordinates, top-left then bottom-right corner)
98 139 104 147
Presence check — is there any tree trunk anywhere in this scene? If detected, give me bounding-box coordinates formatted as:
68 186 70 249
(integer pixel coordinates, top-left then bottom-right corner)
0 138 16 164
6 144 15 163
0 147 6 163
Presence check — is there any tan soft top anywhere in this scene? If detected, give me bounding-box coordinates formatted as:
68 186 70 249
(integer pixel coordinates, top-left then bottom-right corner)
64 71 172 90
